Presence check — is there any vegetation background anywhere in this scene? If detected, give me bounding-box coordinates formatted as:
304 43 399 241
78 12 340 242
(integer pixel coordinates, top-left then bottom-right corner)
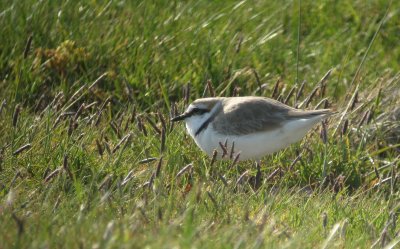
0 0 399 248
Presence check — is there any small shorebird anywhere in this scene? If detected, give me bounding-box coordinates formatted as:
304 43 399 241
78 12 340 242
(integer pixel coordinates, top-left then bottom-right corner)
171 96 333 161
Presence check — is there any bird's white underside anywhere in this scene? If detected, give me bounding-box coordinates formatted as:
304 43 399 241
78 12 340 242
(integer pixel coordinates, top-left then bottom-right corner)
185 114 325 161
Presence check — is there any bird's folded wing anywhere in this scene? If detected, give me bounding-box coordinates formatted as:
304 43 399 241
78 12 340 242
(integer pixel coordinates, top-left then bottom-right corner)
212 98 331 135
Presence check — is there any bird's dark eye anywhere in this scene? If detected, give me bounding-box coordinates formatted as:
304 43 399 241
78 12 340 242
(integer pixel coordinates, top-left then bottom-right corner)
191 108 208 115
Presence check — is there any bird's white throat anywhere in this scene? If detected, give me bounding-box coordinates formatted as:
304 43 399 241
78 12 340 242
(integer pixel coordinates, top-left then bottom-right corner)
184 101 222 138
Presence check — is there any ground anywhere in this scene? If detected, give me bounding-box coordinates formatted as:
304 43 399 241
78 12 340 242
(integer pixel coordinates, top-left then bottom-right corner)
0 0 400 248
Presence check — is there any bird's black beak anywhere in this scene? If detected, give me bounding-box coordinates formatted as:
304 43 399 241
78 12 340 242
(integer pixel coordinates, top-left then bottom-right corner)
171 113 189 122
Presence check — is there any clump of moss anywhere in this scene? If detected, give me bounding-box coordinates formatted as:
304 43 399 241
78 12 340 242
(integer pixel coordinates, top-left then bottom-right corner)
33 40 90 78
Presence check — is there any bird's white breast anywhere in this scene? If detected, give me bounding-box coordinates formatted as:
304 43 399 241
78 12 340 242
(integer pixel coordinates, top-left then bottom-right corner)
185 116 324 161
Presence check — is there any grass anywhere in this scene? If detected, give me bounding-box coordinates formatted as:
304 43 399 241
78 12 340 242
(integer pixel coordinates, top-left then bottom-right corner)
1 0 400 248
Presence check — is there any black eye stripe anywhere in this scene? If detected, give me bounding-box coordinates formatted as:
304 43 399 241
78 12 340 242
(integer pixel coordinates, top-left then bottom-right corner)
190 108 208 115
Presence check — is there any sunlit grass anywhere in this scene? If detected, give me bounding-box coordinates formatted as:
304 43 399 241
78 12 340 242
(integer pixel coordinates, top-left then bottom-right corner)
0 0 399 248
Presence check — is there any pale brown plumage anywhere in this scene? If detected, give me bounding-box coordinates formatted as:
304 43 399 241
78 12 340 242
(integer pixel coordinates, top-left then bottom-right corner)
192 97 333 136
